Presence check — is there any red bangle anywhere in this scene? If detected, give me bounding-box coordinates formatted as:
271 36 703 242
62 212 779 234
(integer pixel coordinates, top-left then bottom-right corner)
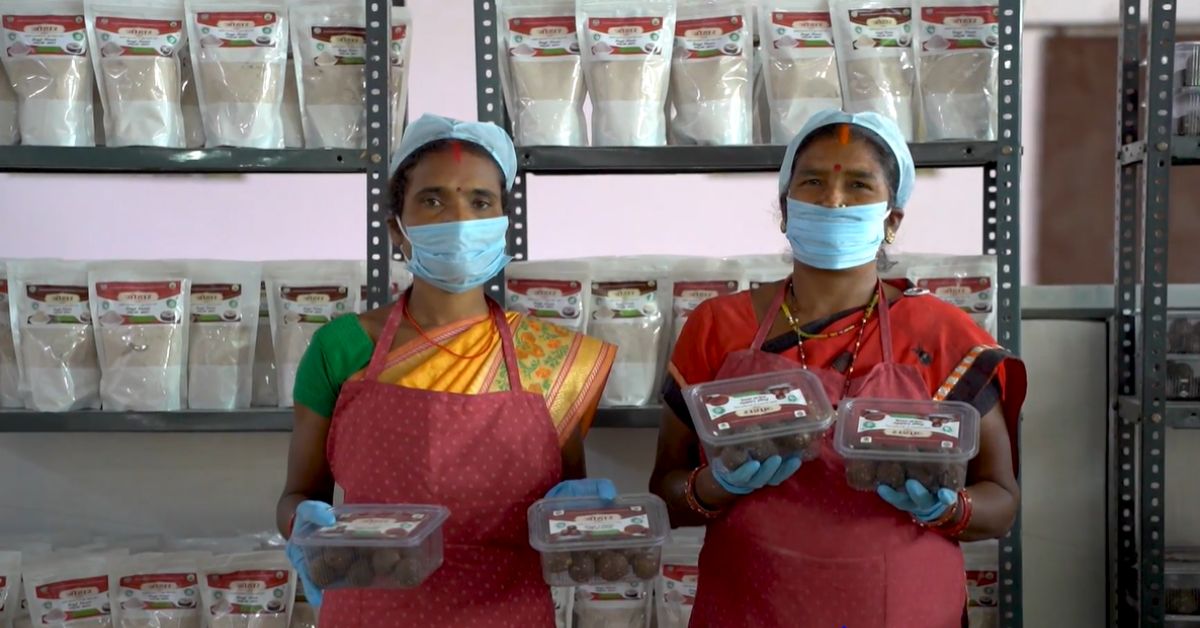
285 511 297 540
934 489 973 538
685 466 724 519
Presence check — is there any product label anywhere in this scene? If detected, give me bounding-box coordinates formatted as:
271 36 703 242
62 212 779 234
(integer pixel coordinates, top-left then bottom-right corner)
390 24 408 66
577 582 648 601
586 17 667 58
917 276 993 314
204 570 290 615
770 11 835 52
279 285 352 324
119 573 200 611
847 8 912 49
920 6 998 51
22 285 90 325
195 11 280 48
94 17 183 57
854 411 962 450
311 26 365 65
675 15 746 59
967 569 998 607
313 511 433 540
547 506 653 542
34 576 110 622
591 281 659 319
191 283 244 324
673 281 738 319
507 16 580 57
660 564 699 605
701 386 810 433
2 15 87 56
95 281 185 326
508 279 583 321
0 279 8 317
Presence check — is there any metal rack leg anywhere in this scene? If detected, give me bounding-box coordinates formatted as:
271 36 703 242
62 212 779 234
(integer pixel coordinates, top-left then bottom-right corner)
983 164 998 256
364 0 395 311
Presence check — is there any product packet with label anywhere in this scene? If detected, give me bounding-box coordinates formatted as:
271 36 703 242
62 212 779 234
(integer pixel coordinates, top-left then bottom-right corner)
289 0 370 149
668 257 744 354
903 254 997 337
670 0 754 146
830 0 917 140
23 552 125 628
498 0 587 146
915 0 998 141
110 552 207 628
199 552 295 628
655 528 704 628
186 261 261 410
573 582 651 628
758 0 842 142
505 260 592 333
587 259 670 407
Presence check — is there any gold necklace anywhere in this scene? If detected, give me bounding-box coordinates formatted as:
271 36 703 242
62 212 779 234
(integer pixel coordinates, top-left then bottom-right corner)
782 281 880 397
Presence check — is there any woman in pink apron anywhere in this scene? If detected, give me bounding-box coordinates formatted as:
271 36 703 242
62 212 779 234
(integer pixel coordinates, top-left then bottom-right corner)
650 110 1027 627
276 115 618 627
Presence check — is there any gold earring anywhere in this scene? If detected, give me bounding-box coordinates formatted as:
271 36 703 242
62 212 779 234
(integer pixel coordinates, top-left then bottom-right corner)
884 229 897 245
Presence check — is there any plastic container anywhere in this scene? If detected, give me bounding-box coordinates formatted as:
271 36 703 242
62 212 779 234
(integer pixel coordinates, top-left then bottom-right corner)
528 493 670 587
1168 356 1200 400
291 504 450 590
1168 314 1200 354
835 398 981 493
1167 561 1200 616
683 369 835 473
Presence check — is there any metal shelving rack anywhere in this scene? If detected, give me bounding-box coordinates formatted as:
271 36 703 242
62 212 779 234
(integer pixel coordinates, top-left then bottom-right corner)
1111 0 1196 625
473 0 1024 624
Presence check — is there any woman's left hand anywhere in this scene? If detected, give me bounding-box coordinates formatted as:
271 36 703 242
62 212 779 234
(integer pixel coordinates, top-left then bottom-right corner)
546 478 618 501
877 479 958 523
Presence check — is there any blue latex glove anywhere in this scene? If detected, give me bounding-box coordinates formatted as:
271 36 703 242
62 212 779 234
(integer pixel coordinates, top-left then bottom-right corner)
713 455 802 495
877 479 958 523
285 501 337 608
545 478 618 501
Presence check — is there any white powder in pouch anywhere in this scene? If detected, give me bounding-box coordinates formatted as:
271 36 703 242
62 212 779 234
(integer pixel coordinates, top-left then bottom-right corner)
10 266 101 411
0 60 17 145
670 2 752 146
0 2 96 147
499 0 587 146
574 583 651 628
90 273 189 412
579 0 676 147
111 553 204 628
290 1 367 150
281 57 302 148
179 54 204 147
267 269 358 408
831 0 916 141
671 279 739 350
251 282 278 407
275 320 321 408
759 2 842 143
200 553 295 628
589 280 664 407
186 1 289 148
23 554 115 628
188 271 258 410
916 0 998 141
388 15 410 150
86 6 186 147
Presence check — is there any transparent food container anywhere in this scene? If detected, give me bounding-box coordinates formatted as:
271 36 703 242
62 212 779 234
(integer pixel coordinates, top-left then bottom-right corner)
1168 356 1200 400
291 504 450 590
1168 314 1200 354
683 369 834 472
1168 562 1200 616
835 398 981 492
528 493 670 587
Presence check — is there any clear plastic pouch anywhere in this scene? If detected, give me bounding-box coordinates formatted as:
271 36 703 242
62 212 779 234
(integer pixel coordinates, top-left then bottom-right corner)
914 0 998 141
498 0 587 146
669 0 754 146
199 552 295 628
186 261 261 410
830 0 917 141
758 0 842 143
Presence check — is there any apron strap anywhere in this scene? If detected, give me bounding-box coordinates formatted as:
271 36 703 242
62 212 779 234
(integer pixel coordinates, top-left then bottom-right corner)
490 298 525 392
753 281 790 350
365 290 410 380
875 279 896 363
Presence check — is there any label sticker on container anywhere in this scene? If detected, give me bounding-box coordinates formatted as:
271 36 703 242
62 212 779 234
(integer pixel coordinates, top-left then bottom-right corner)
34 576 111 622
675 15 746 59
702 386 809 432
2 14 88 56
313 511 432 540
118 572 200 611
770 11 835 52
508 279 583 321
310 26 365 65
660 564 699 604
94 16 184 57
507 16 580 57
586 17 667 59
917 276 993 314
279 285 352 324
95 281 185 326
920 6 998 52
846 8 912 49
673 281 738 321
191 284 243 324
577 581 648 601
390 23 408 66
204 570 290 615
23 285 91 326
592 282 659 319
854 411 961 449
547 506 652 542
195 11 280 48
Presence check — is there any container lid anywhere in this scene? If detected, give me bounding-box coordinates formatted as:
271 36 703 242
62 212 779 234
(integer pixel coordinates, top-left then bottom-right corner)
291 504 450 548
835 398 981 462
682 369 834 447
528 494 670 553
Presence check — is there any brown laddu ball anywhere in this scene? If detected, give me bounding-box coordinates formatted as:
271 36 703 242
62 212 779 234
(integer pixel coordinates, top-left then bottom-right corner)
938 464 967 491
544 551 573 573
568 552 595 583
392 558 424 588
306 554 339 588
596 551 630 582
631 552 659 579
845 460 877 491
876 462 906 490
370 548 402 575
906 462 937 491
345 560 375 588
719 446 750 470
323 547 356 573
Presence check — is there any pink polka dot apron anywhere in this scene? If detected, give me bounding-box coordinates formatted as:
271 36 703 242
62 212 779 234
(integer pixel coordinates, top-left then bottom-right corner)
322 296 561 627
689 282 966 628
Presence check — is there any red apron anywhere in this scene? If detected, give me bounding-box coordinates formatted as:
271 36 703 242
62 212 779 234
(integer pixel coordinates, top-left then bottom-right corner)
321 296 562 627
689 282 966 628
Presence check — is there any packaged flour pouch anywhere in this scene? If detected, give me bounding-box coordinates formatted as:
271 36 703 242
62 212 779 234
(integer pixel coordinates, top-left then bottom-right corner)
0 262 21 408
387 8 412 151
655 528 704 628
0 551 18 628
179 54 203 147
905 254 997 337
578 0 676 146
184 0 289 148
23 553 116 628
281 54 301 148
0 60 17 145
8 260 101 412
266 261 359 408
962 540 999 628
110 552 206 628
758 1 842 143
551 587 573 628
831 0 916 140
588 258 670 407
573 582 651 628
250 280 277 407
84 0 187 148
88 262 190 412
187 261 261 410
670 0 753 146
199 552 295 628
498 0 587 146
914 0 997 141
0 0 96 146
669 258 743 352
288 0 365 149
505 259 592 333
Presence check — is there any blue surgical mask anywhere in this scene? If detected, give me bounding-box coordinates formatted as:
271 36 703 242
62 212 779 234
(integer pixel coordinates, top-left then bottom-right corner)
785 199 890 270
400 216 513 293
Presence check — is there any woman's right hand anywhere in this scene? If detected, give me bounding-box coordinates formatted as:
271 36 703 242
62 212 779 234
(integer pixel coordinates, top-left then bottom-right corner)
711 456 803 496
285 500 337 608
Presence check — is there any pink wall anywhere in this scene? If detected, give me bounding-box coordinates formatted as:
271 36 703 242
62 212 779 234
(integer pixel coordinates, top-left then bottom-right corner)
0 1 1031 277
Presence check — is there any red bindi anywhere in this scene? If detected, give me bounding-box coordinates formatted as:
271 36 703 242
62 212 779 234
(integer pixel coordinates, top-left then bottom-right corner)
833 163 843 172
450 140 464 163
